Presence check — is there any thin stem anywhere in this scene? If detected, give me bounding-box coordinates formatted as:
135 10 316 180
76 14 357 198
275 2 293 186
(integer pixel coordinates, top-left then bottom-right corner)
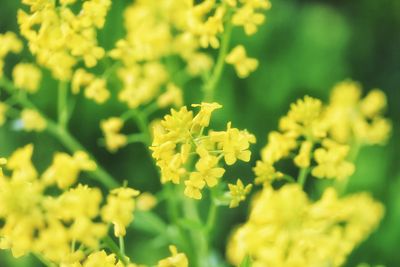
103 236 129 265
203 12 233 102
0 77 119 189
126 133 147 144
297 167 310 188
119 236 125 257
182 197 209 267
46 121 119 189
57 81 69 128
205 200 218 235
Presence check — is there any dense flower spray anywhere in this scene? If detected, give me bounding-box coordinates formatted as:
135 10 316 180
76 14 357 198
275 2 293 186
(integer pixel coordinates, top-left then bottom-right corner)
0 0 393 266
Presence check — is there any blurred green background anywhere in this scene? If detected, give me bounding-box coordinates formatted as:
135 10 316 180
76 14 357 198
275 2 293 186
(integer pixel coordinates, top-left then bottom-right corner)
0 0 399 266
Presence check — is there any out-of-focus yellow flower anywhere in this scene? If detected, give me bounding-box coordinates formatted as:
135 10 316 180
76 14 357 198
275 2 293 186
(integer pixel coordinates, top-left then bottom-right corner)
85 79 110 104
228 179 252 208
12 63 42 93
294 140 313 168
6 144 38 182
312 139 355 180
326 80 391 145
157 83 183 108
226 45 259 78
136 192 157 211
101 117 127 153
157 245 189 267
17 0 110 80
42 151 96 189
21 109 47 132
227 185 384 267
0 32 23 77
101 187 140 237
253 160 283 185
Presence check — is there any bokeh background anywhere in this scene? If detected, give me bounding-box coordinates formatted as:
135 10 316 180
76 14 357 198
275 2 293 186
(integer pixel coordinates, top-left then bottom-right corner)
0 0 399 266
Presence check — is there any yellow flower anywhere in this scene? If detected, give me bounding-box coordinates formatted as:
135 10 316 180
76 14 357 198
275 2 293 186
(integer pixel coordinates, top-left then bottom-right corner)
157 245 189 267
227 185 384 267
294 140 313 168
72 69 95 94
228 179 252 208
17 0 110 80
82 250 118 267
0 32 23 77
157 83 183 108
136 192 157 211
21 109 47 132
312 139 355 180
101 117 127 153
225 45 259 78
192 102 222 127
326 80 391 144
232 6 266 35
101 187 140 237
85 79 110 104
211 122 256 165
12 63 42 93
6 144 38 182
253 160 283 185
279 95 326 139
151 104 255 199
53 184 103 221
42 151 96 189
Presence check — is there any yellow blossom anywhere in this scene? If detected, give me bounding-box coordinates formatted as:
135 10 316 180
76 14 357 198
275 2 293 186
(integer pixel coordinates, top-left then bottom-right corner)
312 139 355 180
101 117 127 153
101 187 140 237
21 109 47 132
42 151 96 189
12 63 42 93
294 140 313 168
157 83 183 108
0 32 23 77
210 122 256 165
225 45 259 78
136 192 157 211
85 79 110 104
253 160 283 185
6 144 38 182
232 5 267 35
228 179 252 208
227 185 384 267
157 245 189 267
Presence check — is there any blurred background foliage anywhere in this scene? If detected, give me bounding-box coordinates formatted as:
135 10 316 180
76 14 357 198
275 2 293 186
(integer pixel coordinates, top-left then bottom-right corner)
0 0 399 266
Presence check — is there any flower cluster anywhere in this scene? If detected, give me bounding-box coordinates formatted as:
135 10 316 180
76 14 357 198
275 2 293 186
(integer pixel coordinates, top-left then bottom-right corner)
254 82 391 185
0 32 23 77
18 0 111 80
0 144 141 266
150 103 255 200
227 184 384 267
108 0 269 110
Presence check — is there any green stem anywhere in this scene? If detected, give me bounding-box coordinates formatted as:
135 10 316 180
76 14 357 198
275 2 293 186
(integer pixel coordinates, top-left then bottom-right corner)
203 12 233 102
57 81 69 128
119 236 125 257
205 200 218 235
297 167 310 188
103 236 129 265
182 197 209 267
0 77 119 189
126 133 148 145
46 121 119 189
